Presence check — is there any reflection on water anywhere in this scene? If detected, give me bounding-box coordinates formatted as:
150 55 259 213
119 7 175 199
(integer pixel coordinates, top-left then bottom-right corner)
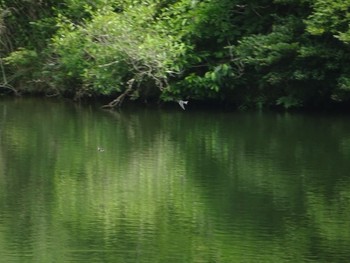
0 98 350 262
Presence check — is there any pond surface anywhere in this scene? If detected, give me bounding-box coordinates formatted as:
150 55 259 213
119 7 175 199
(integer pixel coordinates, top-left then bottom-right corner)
0 97 350 262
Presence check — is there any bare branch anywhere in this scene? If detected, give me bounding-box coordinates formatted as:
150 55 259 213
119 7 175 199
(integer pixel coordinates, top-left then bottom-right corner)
101 78 135 108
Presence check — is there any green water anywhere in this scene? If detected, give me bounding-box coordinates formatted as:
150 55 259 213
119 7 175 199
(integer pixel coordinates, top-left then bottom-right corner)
0 98 350 262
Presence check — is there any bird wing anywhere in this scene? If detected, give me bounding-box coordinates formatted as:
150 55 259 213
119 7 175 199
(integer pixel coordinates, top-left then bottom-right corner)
178 100 188 110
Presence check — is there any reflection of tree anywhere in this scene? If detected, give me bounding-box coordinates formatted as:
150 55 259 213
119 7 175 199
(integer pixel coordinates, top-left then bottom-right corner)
171 112 350 261
0 103 7 181
1 100 350 262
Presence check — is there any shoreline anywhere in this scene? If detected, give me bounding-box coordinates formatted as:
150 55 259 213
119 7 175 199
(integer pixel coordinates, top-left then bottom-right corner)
2 92 350 113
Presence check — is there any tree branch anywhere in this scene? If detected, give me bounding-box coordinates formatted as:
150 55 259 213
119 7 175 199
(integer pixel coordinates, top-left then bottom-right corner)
101 78 135 109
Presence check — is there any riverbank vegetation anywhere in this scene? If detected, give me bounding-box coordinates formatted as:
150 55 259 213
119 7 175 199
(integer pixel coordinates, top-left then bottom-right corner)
1 0 350 109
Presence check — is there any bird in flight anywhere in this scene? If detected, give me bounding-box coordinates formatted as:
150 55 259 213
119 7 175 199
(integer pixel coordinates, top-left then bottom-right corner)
178 100 188 110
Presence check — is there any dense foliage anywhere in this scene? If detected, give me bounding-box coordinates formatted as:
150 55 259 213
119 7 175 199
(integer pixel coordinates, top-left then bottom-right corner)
1 0 350 109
